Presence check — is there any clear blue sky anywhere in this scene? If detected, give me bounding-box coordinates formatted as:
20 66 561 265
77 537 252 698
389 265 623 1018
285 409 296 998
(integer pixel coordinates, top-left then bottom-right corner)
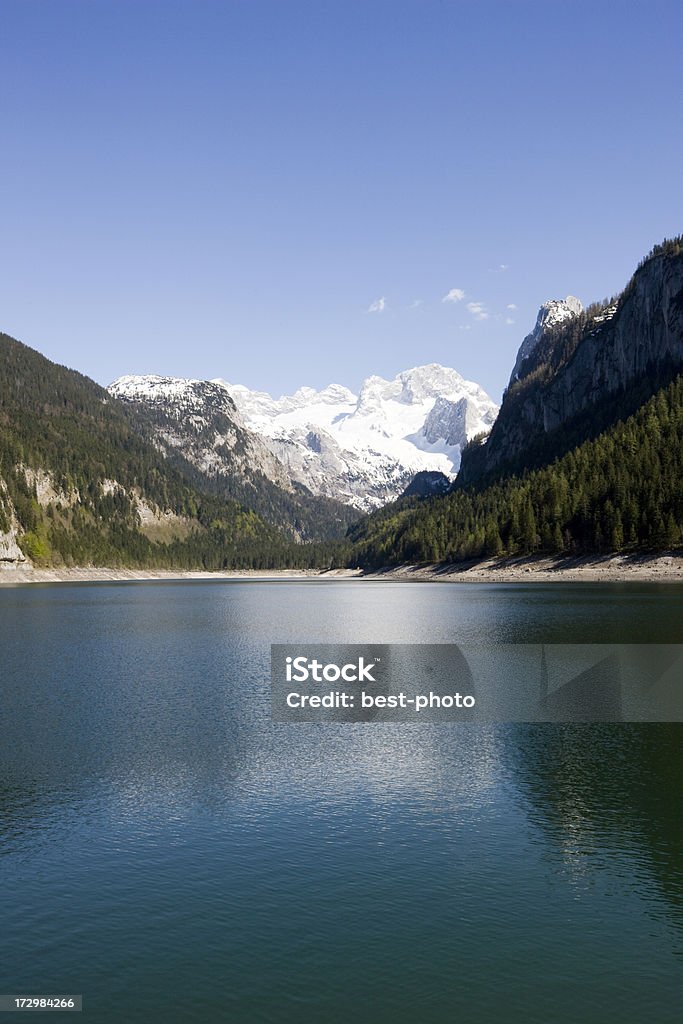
1 0 681 402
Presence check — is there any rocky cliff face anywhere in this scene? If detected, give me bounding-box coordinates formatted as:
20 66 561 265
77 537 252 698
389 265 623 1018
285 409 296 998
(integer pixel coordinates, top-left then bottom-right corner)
0 478 26 567
422 395 484 448
460 243 683 483
0 525 26 566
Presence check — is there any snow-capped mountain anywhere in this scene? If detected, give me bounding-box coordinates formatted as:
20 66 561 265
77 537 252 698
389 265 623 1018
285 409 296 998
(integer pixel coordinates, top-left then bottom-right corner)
110 364 498 512
214 364 498 510
510 296 583 383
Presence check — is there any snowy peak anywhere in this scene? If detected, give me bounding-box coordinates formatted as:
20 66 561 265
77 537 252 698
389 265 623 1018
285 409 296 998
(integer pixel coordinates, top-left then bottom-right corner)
535 295 584 334
110 374 241 421
397 363 467 401
298 383 356 406
355 365 468 412
510 295 583 382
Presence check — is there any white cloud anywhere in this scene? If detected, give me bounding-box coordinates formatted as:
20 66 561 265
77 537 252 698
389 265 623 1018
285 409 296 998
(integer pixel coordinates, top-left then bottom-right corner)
442 288 465 304
367 297 386 313
505 317 515 325
409 299 423 309
506 303 517 310
458 324 472 331
466 301 490 321
499 264 509 271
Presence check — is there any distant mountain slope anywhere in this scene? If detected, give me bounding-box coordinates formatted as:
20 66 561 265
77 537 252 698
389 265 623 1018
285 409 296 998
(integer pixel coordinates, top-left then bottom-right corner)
216 363 498 509
109 375 357 542
0 333 333 569
459 238 683 486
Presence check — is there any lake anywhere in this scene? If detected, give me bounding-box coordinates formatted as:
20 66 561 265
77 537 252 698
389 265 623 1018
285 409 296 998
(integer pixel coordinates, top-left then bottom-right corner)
1 581 682 1022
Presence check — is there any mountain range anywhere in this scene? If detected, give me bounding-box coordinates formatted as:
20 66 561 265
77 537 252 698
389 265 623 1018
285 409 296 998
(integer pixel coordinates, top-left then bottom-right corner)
1 234 682 570
111 365 498 511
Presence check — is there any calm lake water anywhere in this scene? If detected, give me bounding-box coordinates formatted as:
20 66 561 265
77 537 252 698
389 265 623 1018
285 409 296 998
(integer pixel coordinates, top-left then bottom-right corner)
1 581 682 1023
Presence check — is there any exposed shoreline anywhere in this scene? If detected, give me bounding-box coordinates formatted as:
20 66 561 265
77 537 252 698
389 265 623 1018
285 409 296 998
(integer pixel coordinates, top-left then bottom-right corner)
365 552 683 582
1 552 682 586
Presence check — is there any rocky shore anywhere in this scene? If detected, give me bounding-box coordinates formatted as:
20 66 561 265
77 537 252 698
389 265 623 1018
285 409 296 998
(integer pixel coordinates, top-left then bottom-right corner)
1 553 682 586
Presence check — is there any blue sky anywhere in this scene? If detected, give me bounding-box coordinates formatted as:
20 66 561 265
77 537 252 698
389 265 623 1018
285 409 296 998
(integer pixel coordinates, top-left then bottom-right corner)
1 0 681 402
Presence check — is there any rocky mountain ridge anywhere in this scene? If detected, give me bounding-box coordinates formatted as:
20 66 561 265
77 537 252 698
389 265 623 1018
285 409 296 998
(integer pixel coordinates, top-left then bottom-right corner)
109 375 292 489
460 239 683 484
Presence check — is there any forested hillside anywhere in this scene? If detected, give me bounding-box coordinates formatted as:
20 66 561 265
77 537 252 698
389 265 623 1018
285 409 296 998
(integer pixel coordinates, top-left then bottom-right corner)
0 333 344 569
